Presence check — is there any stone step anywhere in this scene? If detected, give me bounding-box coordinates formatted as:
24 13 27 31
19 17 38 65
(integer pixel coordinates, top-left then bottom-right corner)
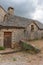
0 48 22 55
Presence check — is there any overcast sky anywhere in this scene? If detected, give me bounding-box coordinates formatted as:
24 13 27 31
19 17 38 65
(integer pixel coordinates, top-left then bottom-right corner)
0 0 43 23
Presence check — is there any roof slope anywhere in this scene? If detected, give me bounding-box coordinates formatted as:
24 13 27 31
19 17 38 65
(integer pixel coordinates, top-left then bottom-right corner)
0 15 43 29
0 5 7 13
34 20 43 29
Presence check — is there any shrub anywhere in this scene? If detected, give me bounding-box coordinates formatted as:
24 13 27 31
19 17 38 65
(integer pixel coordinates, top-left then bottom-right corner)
33 48 40 54
19 41 40 54
13 58 16 61
0 46 5 50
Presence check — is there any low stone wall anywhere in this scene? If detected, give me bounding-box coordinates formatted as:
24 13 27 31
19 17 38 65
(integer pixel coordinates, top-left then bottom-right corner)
11 42 22 51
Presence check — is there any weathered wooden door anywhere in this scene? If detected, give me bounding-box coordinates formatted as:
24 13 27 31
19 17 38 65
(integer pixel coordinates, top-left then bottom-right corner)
4 32 12 48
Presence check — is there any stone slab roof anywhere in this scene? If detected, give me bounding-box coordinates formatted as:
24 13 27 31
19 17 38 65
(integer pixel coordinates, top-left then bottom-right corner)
0 15 43 29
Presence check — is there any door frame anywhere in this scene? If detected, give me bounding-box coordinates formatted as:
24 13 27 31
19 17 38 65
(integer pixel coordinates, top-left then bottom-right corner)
4 32 12 48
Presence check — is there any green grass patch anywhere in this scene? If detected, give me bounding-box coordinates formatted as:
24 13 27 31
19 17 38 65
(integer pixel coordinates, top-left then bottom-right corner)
0 46 5 50
13 58 16 61
19 41 40 54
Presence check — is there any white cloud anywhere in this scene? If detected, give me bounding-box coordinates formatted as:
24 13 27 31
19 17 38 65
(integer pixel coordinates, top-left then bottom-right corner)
9 0 26 4
32 4 43 23
33 0 38 5
33 8 42 19
0 0 43 23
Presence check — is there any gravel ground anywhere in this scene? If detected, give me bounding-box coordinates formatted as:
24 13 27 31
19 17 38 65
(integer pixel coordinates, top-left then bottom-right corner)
0 40 43 65
0 51 43 65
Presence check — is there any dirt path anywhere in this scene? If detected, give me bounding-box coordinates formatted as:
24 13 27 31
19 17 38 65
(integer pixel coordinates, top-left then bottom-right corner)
0 40 43 65
28 40 43 49
0 51 43 65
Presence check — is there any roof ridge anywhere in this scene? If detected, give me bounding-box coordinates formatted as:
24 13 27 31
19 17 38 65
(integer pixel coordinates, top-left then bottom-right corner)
14 15 32 20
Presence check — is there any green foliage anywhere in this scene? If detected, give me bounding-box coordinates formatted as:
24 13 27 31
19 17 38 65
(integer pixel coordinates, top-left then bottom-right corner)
0 46 5 50
20 41 40 54
13 58 16 61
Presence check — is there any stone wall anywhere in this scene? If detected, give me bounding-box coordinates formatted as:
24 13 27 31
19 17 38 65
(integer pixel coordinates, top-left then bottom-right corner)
0 29 24 47
25 22 42 40
39 30 43 39
0 24 43 48
12 29 24 43
0 7 6 21
0 30 4 47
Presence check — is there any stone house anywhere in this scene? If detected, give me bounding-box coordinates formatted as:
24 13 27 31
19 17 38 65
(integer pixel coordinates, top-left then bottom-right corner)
0 5 43 48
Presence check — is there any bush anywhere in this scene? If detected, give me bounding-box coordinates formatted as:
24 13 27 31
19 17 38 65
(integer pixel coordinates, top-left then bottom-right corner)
33 48 40 54
19 41 40 54
0 46 5 50
13 58 16 61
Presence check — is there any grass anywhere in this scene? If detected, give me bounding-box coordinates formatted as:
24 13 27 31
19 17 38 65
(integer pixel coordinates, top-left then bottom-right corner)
19 41 40 54
0 46 5 50
13 58 16 61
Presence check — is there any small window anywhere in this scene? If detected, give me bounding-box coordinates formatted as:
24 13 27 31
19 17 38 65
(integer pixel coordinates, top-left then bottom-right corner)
31 25 34 32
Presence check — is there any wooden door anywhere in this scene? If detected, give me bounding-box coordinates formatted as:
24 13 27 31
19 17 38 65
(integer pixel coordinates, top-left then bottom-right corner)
4 32 12 48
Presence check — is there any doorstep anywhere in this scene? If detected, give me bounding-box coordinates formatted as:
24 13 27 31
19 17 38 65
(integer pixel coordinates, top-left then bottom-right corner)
0 48 22 54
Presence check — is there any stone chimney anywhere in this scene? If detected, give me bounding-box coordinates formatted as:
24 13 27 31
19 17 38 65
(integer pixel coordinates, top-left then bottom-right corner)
8 7 14 15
